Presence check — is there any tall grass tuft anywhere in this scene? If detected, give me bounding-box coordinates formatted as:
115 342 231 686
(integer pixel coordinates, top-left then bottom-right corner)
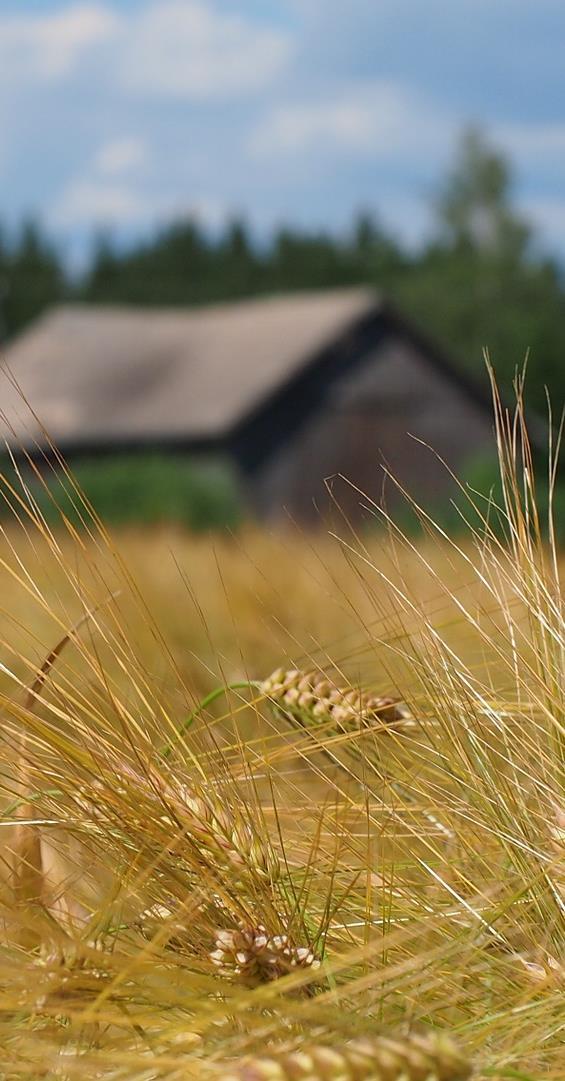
0 369 562 1079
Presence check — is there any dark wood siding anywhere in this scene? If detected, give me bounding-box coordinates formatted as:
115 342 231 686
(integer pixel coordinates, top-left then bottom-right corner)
247 336 493 522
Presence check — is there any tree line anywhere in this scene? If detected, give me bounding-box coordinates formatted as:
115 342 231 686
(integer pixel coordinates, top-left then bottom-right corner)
1 129 563 414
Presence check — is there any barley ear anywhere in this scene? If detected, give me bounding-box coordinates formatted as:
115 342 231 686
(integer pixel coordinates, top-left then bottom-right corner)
215 1028 472 1081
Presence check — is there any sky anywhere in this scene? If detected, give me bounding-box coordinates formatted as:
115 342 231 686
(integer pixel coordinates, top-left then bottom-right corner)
3 0 565 267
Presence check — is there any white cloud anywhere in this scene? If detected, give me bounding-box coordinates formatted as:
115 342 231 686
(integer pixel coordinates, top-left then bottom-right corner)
120 1 292 100
249 82 454 158
94 137 147 176
51 180 148 227
252 102 375 156
51 177 225 231
0 4 118 83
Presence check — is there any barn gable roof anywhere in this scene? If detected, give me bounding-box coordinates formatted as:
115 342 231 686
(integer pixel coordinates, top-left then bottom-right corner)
1 289 380 448
1 288 493 457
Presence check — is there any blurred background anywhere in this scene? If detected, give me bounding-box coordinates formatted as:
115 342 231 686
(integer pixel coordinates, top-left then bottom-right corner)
0 1 564 531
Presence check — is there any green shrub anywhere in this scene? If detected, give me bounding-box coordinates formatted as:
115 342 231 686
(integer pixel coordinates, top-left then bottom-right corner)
1 454 243 531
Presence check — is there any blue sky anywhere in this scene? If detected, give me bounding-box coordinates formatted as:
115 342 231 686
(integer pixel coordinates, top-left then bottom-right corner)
3 1 565 266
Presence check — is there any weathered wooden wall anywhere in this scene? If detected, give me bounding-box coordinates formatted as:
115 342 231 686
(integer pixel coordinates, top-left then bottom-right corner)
246 336 493 523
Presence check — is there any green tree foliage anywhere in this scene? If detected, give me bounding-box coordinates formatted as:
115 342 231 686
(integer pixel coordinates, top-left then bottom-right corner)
392 128 565 411
0 220 66 338
435 127 530 255
86 221 210 305
267 216 403 293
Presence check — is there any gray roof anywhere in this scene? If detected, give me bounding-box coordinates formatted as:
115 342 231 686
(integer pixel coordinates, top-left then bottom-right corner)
1 288 378 449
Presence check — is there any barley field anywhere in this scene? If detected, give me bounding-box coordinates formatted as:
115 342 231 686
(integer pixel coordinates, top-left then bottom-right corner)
0 384 563 1080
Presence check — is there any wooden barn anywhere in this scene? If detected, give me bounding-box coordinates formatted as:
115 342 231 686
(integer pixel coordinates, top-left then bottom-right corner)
1 288 494 522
